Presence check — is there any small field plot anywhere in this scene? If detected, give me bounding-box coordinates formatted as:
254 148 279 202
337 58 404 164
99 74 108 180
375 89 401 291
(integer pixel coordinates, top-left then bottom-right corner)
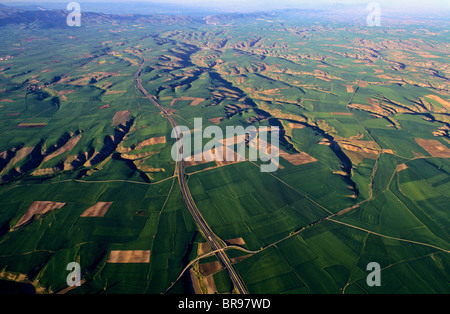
13 201 66 230
80 202 113 217
415 138 450 158
107 250 151 263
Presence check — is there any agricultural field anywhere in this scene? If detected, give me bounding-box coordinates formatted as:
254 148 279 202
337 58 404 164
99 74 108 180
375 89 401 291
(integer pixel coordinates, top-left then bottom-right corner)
0 3 448 296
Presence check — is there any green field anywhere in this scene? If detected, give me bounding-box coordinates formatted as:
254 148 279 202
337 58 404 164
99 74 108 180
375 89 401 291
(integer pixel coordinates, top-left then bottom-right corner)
0 5 448 295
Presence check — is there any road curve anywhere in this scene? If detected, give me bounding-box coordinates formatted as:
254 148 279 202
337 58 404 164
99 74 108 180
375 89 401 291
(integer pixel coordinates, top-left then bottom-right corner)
135 60 248 294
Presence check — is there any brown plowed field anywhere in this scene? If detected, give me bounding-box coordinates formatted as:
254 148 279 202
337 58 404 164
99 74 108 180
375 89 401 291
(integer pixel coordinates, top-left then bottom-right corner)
135 136 166 148
107 250 151 263
14 201 66 229
111 110 131 126
415 138 450 158
80 202 113 217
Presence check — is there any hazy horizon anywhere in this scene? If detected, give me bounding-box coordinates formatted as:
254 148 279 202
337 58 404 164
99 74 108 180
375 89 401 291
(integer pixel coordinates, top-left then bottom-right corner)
3 0 450 14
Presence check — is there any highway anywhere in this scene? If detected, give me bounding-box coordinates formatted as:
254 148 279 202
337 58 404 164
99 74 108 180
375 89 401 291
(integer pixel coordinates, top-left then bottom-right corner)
135 60 248 294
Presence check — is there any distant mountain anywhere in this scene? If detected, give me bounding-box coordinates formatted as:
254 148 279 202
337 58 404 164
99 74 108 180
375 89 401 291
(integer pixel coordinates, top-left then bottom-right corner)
0 4 22 19
1 3 48 12
0 5 199 28
3 1 220 16
203 11 278 25
0 5 319 28
6 3 441 29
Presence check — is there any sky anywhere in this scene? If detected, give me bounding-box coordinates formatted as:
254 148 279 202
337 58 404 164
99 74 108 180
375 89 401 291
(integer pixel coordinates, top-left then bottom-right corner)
3 0 449 13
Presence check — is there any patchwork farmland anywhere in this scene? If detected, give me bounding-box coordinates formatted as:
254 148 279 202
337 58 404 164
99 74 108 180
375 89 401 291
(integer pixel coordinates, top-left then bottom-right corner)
0 4 448 296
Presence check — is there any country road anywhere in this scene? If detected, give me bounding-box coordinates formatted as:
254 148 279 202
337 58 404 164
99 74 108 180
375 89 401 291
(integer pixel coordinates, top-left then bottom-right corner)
135 59 248 294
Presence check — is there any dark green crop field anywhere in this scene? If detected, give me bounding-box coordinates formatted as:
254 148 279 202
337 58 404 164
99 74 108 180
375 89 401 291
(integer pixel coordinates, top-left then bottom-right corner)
0 4 448 295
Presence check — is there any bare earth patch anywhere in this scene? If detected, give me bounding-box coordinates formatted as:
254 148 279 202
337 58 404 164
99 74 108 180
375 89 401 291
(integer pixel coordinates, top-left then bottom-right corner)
288 122 305 129
15 123 47 129
120 151 158 161
107 250 150 263
249 137 316 166
225 237 246 246
8 147 34 168
43 134 81 163
199 261 223 276
417 52 440 59
376 74 394 80
425 95 450 110
187 97 206 106
415 138 450 158
14 201 66 230
231 254 252 264
198 242 211 255
186 134 318 170
337 204 360 216
80 202 113 217
317 77 331 82
279 151 318 166
208 117 224 125
111 110 131 126
135 136 166 148
342 84 354 93
359 81 368 88
32 167 61 176
333 137 379 164
397 163 408 172
202 275 217 294
189 268 202 294
169 98 178 107
185 144 244 168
